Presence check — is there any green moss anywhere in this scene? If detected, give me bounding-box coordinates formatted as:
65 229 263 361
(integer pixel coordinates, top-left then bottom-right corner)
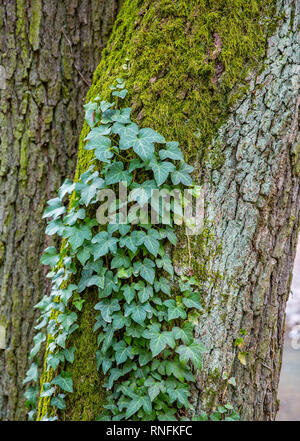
38 0 278 420
0 241 4 264
62 291 106 421
75 0 276 179
29 0 42 51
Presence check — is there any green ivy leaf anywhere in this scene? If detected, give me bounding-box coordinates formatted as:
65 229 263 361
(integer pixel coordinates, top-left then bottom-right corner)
43 198 66 220
63 224 92 251
51 395 66 410
52 372 73 393
164 299 186 320
149 159 175 186
113 341 133 365
58 179 75 200
159 141 184 161
133 258 156 285
171 161 194 186
176 341 206 369
40 246 60 267
132 128 165 160
91 231 118 259
106 162 132 185
95 298 120 323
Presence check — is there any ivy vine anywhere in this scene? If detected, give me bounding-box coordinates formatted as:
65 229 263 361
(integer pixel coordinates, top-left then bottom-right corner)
24 79 239 422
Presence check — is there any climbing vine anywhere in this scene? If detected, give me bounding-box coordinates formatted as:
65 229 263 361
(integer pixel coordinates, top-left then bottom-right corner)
24 80 238 421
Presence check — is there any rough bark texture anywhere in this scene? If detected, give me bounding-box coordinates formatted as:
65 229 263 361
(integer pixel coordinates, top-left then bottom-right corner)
0 0 120 421
194 0 300 420
38 0 299 421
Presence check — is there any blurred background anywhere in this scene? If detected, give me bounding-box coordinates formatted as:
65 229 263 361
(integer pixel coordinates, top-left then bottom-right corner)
277 242 300 421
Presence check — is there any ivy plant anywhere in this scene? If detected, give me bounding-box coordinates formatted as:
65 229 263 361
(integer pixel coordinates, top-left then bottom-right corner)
24 79 237 422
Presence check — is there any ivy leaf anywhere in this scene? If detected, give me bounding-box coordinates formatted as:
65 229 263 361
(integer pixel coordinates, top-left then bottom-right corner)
159 227 177 245
112 312 131 330
52 372 73 393
64 224 92 251
105 162 132 186
91 231 118 259
172 323 194 345
143 325 175 357
100 271 120 298
84 125 111 140
132 128 165 160
141 228 161 256
64 347 76 363
133 258 156 284
24 385 38 406
112 89 128 99
79 177 105 206
94 298 120 323
85 135 114 163
119 232 140 253
111 107 132 124
154 277 171 295
60 284 77 306
23 363 38 384
64 208 86 226
171 161 194 186
84 102 100 128
113 341 133 365
57 312 77 332
112 122 139 150
164 299 186 320
137 283 153 303
138 350 152 367
40 383 55 398
43 198 66 220
40 246 60 267
111 250 131 269
176 341 206 369
45 219 65 236
125 396 146 419
58 179 75 200
149 159 175 186
148 382 161 401
182 292 202 310
130 304 147 325
159 141 184 161
150 332 175 357
51 395 66 410
30 332 46 358
167 387 191 408
99 100 114 113
156 254 174 276
47 352 65 371
122 284 136 304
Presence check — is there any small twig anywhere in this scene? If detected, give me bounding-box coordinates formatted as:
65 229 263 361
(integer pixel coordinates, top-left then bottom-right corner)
61 27 91 87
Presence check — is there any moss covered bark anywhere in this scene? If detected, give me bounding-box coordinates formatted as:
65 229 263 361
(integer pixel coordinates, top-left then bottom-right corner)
0 0 120 420
38 0 300 421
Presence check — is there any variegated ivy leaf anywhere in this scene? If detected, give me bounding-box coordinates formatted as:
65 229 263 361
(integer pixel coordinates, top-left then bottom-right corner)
40 246 60 267
159 141 184 161
149 158 175 186
171 161 194 186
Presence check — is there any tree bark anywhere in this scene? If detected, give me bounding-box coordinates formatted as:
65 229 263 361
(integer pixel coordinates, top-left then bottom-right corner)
38 0 300 420
194 0 300 420
0 0 120 421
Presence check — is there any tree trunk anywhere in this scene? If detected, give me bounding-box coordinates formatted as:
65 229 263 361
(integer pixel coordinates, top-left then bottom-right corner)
38 0 300 421
0 0 120 421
